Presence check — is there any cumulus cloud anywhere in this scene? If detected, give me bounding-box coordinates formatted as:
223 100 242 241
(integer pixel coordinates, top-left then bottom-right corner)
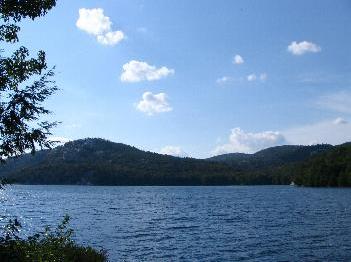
247 74 257 81
214 118 351 156
233 54 244 65
160 146 188 157
121 60 174 83
317 90 351 114
136 92 172 115
213 128 286 155
287 41 321 55
96 31 124 45
76 8 110 35
76 8 124 45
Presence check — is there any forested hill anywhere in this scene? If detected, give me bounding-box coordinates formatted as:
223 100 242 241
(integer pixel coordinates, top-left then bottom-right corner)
0 138 240 185
207 144 333 170
294 143 351 187
0 138 350 186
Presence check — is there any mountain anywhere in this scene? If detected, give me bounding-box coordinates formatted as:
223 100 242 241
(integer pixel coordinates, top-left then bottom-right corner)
294 142 351 187
207 144 333 170
206 144 335 185
0 138 349 186
0 138 240 186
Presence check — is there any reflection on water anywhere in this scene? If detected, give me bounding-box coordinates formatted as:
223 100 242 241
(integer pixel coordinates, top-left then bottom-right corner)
1 185 351 261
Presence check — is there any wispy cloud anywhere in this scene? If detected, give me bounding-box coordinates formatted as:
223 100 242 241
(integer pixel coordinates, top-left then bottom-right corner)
334 117 348 125
160 146 188 157
247 74 257 82
316 90 351 114
297 73 345 85
216 76 232 85
121 60 174 83
136 92 172 115
287 41 321 55
247 73 267 82
283 118 351 145
76 8 124 45
259 73 267 81
137 27 148 34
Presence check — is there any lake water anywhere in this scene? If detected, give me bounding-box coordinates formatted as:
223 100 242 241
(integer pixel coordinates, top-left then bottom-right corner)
0 185 350 261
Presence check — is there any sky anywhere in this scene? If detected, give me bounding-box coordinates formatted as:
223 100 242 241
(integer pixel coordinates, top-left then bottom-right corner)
14 0 351 158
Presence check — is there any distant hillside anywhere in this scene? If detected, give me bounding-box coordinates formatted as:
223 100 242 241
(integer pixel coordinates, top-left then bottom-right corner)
207 144 333 170
206 144 335 185
0 138 240 186
294 143 351 187
0 138 349 186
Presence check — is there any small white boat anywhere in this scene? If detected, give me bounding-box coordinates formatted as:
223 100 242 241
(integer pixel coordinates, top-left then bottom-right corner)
290 181 295 186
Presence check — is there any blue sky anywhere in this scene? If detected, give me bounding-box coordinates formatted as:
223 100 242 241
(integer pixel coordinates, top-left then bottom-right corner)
16 0 351 158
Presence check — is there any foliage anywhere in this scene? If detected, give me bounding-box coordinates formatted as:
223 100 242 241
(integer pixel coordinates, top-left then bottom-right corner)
0 0 56 43
1 138 348 187
294 143 351 187
0 0 58 162
208 144 337 186
0 3 106 261
0 215 107 262
208 144 333 170
0 138 240 185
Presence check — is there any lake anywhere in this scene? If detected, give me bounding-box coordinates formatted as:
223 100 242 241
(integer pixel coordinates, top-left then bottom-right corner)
1 185 350 261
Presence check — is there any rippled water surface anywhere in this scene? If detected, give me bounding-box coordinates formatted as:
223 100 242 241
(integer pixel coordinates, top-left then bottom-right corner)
1 185 351 261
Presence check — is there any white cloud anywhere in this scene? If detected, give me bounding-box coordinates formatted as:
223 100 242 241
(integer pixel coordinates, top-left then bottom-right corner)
334 117 348 125
97 31 124 45
260 73 267 81
121 60 174 83
317 90 351 114
76 8 110 35
76 8 124 45
283 119 351 145
160 146 188 157
136 91 172 115
247 74 257 81
216 76 231 84
214 118 351 156
287 41 321 55
247 73 267 82
233 54 244 65
213 128 286 155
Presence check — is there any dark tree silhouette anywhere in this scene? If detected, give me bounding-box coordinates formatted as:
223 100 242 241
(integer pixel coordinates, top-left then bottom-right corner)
0 0 58 164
